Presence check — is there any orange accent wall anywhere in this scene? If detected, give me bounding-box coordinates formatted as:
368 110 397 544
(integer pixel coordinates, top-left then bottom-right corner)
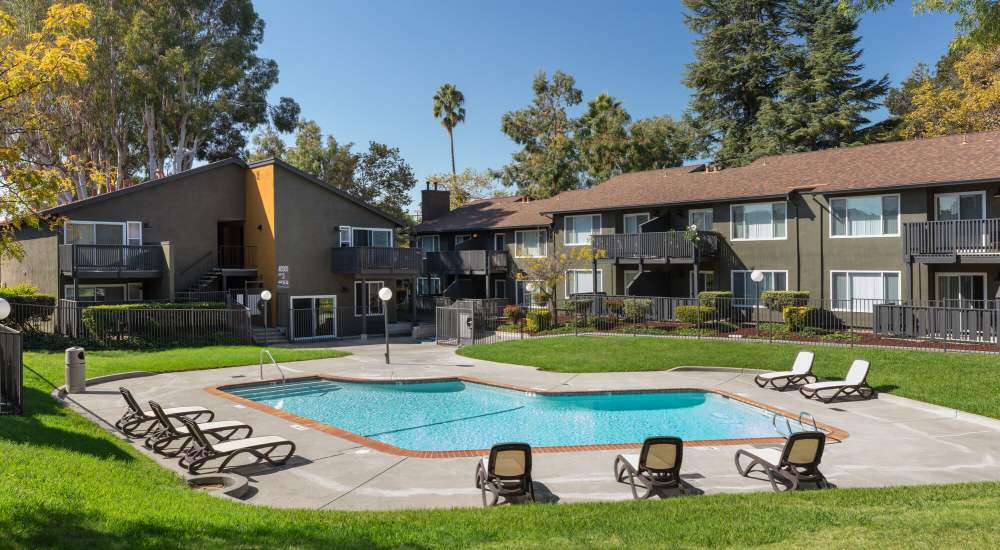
245 165 278 325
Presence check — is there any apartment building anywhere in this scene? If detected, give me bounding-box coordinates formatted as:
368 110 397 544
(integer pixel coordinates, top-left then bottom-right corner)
414 131 1000 309
2 158 421 339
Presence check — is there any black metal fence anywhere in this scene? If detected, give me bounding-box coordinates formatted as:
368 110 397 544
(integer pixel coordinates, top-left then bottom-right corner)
449 294 1000 353
0 325 22 415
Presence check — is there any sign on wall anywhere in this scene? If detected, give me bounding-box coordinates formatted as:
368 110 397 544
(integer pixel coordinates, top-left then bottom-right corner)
277 265 290 288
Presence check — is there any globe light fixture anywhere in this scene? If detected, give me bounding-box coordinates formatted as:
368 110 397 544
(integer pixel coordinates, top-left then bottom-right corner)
379 287 393 364
0 298 10 321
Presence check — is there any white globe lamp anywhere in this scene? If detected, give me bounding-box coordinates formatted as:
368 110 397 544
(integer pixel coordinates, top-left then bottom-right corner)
0 297 10 321
378 287 393 364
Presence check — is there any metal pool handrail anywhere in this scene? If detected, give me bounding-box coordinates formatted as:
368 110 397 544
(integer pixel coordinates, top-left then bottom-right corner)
259 349 286 387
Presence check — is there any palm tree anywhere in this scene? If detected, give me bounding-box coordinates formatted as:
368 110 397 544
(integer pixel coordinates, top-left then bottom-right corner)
432 83 466 184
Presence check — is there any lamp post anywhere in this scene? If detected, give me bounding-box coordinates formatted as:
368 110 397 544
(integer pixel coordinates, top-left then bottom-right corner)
378 287 393 364
750 270 764 334
260 290 272 346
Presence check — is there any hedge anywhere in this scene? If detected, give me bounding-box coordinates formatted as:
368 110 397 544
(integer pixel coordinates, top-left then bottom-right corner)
622 298 652 319
81 302 228 337
1 284 56 332
697 291 733 308
676 305 717 324
761 291 810 312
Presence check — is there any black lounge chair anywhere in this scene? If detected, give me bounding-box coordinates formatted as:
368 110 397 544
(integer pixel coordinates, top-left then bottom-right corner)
754 351 817 390
474 443 535 506
799 360 876 403
177 416 296 474
613 436 685 499
115 387 214 437
144 400 253 457
735 431 830 492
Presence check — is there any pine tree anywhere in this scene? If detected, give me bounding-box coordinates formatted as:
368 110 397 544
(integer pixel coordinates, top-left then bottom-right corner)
578 93 631 185
683 0 788 167
751 0 889 157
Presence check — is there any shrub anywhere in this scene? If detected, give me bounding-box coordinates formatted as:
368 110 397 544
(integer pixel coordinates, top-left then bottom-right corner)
604 298 624 314
783 306 812 332
761 291 809 312
622 298 652 320
698 291 733 308
675 305 717 324
0 284 56 332
564 299 592 314
503 304 524 322
525 309 552 332
81 302 227 337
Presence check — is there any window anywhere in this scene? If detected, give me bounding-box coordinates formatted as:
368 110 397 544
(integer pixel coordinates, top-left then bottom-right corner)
936 191 985 221
494 234 506 251
623 213 650 234
689 270 715 294
688 209 714 231
126 222 143 246
623 270 640 293
732 270 788 306
515 229 546 258
416 235 440 252
417 276 442 295
516 280 541 308
936 273 987 308
455 234 472 247
339 226 352 247
564 214 601 245
354 280 385 316
831 195 899 237
494 279 507 298
565 269 603 296
64 221 129 245
351 228 392 247
831 271 900 312
290 295 336 339
64 283 136 303
731 202 786 240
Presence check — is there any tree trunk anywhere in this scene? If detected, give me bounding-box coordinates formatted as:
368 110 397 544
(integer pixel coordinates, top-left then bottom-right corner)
143 100 158 179
449 127 456 185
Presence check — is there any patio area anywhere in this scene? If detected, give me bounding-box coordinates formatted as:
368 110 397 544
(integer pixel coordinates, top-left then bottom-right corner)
60 339 1000 510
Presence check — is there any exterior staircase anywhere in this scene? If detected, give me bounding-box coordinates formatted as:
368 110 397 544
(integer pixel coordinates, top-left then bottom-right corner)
187 268 224 292
252 325 287 345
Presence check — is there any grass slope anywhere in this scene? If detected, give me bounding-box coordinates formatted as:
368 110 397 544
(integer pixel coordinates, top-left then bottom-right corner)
1 345 999 548
458 336 1000 419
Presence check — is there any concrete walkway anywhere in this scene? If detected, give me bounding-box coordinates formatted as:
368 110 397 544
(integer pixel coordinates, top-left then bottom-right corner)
62 339 1000 510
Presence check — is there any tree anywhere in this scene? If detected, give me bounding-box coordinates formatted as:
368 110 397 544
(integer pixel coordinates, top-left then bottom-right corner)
625 116 695 172
901 45 1000 137
0 3 95 257
499 70 583 198
750 0 889 157
577 92 631 185
431 83 465 184
843 1 1000 46
350 142 417 220
516 247 603 318
247 124 286 162
683 0 789 167
426 168 509 208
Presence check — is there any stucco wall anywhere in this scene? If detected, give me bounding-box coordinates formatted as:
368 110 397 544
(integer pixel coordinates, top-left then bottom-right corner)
1 228 59 295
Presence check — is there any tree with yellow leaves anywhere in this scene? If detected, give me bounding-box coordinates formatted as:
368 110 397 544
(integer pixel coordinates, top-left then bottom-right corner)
902 46 1000 138
0 3 94 258
516 246 606 317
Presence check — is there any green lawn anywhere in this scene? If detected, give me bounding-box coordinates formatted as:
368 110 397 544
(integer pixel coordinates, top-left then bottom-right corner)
3 345 1000 548
458 336 1000 419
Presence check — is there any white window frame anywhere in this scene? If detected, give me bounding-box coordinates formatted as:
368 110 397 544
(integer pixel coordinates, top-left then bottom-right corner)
730 202 788 241
565 269 603 296
455 234 472 247
514 229 546 258
689 270 715 294
416 235 440 252
687 208 714 231
343 227 394 247
354 280 386 317
417 276 442 295
290 295 337 340
63 220 130 245
829 193 901 238
829 270 902 312
563 214 602 246
515 279 542 308
934 272 989 306
126 221 143 246
338 226 352 247
934 190 987 220
731 269 789 308
494 279 506 298
494 233 506 251
623 212 650 235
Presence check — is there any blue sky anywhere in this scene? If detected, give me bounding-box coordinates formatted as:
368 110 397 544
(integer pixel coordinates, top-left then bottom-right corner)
254 0 958 213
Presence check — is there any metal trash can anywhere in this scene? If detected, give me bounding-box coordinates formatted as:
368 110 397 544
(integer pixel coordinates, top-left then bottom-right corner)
65 347 86 394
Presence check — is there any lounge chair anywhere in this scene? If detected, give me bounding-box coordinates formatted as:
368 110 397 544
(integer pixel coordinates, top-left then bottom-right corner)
754 351 817 390
735 431 830 492
613 436 685 499
177 416 296 474
115 387 214 437
474 443 534 506
799 359 876 403
144 400 253 457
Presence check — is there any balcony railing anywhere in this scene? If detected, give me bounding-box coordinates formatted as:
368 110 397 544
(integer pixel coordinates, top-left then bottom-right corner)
904 219 1000 260
426 250 508 274
592 231 719 262
218 245 257 269
58 244 163 276
331 246 423 275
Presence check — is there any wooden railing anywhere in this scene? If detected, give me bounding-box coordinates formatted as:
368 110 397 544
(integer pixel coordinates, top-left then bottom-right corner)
592 231 719 261
903 219 1000 259
331 246 423 274
426 250 508 274
58 244 163 274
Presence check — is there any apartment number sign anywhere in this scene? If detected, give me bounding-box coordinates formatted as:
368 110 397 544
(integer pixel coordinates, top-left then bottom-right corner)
277 265 290 288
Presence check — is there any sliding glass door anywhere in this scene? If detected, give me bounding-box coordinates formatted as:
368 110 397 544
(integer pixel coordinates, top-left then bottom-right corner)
290 296 336 340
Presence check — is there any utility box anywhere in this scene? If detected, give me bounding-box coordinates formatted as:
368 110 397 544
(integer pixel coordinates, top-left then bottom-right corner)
65 347 86 394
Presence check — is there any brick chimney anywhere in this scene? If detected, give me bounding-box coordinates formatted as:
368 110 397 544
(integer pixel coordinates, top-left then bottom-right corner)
421 181 451 221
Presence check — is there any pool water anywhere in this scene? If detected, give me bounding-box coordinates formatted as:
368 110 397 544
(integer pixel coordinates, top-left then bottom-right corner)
224 378 782 451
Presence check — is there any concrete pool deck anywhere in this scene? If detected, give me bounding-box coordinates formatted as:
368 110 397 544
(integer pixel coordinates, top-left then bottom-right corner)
61 339 1000 510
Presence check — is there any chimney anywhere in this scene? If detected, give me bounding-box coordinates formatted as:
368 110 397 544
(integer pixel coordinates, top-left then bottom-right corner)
421 180 451 221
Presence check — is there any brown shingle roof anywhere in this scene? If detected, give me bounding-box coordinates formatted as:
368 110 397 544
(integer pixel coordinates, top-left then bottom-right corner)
413 194 556 233
543 131 1000 213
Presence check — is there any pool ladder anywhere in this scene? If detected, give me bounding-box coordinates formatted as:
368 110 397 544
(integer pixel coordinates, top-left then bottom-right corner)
259 349 287 387
772 411 820 438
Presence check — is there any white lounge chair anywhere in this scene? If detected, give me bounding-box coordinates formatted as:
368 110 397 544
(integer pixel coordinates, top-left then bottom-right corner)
115 387 214 437
754 351 817 390
799 360 876 403
177 416 296 474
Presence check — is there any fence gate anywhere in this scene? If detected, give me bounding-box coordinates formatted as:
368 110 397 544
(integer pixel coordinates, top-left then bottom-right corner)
435 304 474 346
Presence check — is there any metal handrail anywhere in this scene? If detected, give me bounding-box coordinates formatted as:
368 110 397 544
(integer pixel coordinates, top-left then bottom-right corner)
258 349 286 386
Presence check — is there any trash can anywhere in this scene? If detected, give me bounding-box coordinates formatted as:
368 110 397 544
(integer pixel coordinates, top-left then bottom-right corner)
65 347 86 394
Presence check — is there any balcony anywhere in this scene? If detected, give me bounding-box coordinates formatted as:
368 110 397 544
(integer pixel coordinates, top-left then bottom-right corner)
592 231 719 264
59 244 164 278
903 219 1000 263
331 246 423 275
426 250 508 275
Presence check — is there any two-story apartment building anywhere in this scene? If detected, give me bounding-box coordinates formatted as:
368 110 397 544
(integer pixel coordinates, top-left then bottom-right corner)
415 131 1000 310
2 158 422 340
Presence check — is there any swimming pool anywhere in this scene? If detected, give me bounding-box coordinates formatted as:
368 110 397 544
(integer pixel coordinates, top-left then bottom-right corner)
221 378 788 453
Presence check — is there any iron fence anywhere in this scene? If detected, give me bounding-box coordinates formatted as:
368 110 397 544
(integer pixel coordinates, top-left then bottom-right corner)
447 295 1000 353
0 325 22 415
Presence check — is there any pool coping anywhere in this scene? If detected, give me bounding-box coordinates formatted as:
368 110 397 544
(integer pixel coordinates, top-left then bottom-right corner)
206 375 850 458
